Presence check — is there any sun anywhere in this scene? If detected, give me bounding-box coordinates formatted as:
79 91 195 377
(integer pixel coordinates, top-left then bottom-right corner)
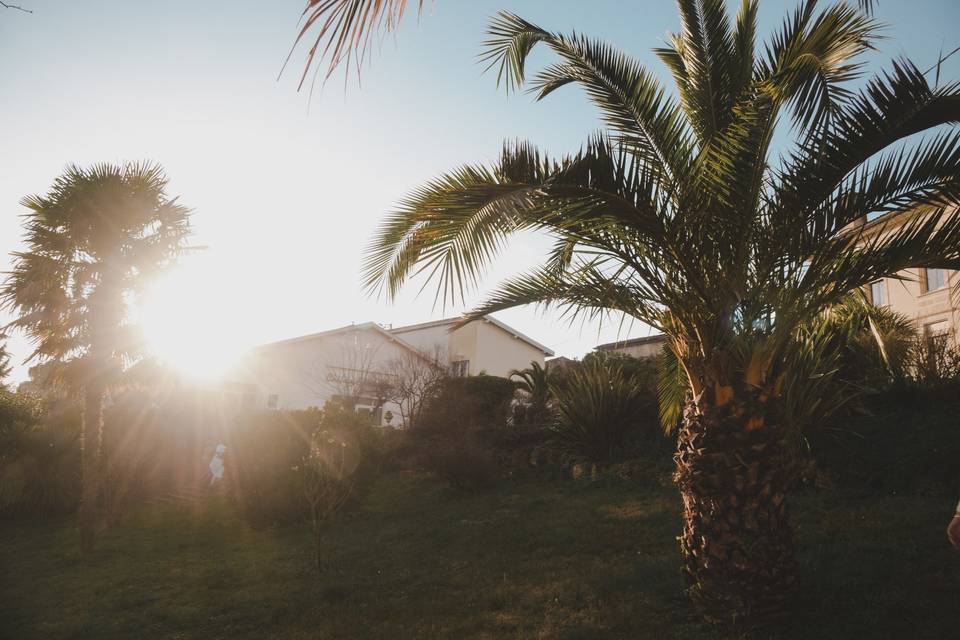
137 254 246 380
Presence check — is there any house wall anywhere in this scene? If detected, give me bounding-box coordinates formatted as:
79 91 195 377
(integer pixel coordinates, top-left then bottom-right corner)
468 320 547 377
236 327 409 423
387 324 449 360
869 268 959 345
855 207 960 345
390 320 548 377
602 338 667 360
449 322 478 372
231 318 552 422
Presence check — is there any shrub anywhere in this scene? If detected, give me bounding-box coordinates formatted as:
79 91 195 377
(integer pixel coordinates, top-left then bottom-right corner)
231 403 384 529
905 332 960 384
305 404 382 569
422 437 499 491
230 408 321 527
550 357 660 465
0 391 80 518
416 374 516 433
810 383 960 495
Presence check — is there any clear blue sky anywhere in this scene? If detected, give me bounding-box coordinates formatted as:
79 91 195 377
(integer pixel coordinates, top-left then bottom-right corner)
2 0 959 382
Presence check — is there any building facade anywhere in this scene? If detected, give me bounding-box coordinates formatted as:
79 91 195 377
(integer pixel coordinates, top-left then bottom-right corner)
594 334 668 360
232 316 553 424
858 208 959 345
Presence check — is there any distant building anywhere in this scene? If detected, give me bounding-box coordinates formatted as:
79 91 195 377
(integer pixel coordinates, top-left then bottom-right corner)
594 334 668 360
544 356 577 372
857 207 959 345
231 316 553 423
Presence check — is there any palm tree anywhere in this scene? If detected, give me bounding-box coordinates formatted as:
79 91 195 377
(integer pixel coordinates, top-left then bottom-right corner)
362 1 960 624
509 360 550 423
1 162 191 552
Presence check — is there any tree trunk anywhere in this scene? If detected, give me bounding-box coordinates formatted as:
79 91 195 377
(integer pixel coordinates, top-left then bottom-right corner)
674 391 797 627
79 382 104 553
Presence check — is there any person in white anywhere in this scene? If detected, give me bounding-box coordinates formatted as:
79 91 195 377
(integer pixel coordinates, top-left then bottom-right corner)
208 443 226 487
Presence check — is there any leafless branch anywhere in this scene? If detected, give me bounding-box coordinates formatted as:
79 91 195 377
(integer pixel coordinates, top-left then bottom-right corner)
0 2 33 13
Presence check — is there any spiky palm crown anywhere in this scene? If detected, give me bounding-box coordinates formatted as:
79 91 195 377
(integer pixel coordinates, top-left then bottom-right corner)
364 0 960 394
1 162 191 368
510 361 550 401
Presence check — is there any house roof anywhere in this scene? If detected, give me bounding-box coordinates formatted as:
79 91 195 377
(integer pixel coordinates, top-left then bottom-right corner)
253 322 432 361
389 315 555 356
841 203 960 242
595 334 668 351
252 314 555 359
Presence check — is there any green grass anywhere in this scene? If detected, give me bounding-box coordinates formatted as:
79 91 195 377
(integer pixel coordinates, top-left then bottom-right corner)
2 472 958 639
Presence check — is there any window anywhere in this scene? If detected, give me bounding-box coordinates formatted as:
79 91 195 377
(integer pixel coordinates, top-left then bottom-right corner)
924 320 950 339
924 268 946 292
266 394 279 409
924 320 950 350
869 280 887 306
451 360 470 377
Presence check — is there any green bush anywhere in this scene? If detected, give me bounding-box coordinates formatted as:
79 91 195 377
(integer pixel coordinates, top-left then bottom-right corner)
231 404 385 529
416 374 516 433
422 437 499 491
230 408 321 527
550 357 661 465
305 404 384 568
810 382 960 495
0 391 80 518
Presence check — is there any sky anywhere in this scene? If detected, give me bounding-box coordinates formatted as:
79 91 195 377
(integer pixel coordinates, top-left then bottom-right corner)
2 0 960 383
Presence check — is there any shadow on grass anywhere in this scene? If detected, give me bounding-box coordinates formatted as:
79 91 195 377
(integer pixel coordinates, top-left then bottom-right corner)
1 475 957 639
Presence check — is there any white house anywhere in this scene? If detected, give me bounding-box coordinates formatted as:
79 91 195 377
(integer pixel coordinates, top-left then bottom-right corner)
228 316 553 425
387 316 554 378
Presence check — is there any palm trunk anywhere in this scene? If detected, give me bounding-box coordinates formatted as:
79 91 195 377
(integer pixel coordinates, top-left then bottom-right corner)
79 381 104 553
673 391 797 626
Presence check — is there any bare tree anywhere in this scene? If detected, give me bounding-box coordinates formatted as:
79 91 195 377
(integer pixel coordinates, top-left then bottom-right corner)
302 328 396 415
383 345 446 428
1 2 32 13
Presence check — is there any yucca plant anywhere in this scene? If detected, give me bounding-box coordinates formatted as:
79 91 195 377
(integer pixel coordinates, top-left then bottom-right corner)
550 358 656 465
362 0 960 624
1 163 191 552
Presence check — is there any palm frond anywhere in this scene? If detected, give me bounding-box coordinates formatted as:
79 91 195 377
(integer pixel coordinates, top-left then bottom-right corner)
285 0 424 89
482 12 694 181
777 59 960 220
363 136 677 307
656 342 686 435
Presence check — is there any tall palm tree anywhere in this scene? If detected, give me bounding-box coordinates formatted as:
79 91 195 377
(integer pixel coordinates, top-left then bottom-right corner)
362 0 960 624
1 162 191 552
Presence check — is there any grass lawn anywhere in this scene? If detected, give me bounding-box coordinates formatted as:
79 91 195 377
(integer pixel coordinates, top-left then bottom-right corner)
2 472 958 639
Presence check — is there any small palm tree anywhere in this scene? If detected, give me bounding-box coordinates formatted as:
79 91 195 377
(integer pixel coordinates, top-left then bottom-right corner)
363 1 960 624
509 360 550 423
1 162 191 552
